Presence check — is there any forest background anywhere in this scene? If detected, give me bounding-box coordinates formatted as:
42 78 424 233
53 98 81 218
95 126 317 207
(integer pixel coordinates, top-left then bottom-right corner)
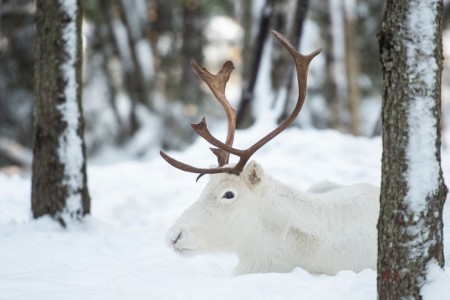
2 0 450 166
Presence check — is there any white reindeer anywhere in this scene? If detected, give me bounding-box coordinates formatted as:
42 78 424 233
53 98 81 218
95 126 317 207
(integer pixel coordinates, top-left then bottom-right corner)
161 31 380 275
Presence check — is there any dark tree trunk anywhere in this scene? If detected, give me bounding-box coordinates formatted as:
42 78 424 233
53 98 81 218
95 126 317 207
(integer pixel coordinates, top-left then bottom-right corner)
377 0 446 298
114 0 152 133
236 0 274 129
32 0 90 224
83 0 154 147
152 0 207 149
237 0 311 128
0 0 35 152
277 0 310 123
239 0 253 85
180 0 206 114
270 0 291 95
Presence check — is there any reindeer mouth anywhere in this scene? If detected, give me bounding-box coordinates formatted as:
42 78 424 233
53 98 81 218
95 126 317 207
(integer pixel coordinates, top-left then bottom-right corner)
169 231 198 256
173 246 198 257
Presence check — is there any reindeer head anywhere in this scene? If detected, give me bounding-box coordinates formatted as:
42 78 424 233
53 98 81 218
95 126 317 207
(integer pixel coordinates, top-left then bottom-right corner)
166 161 266 256
161 31 320 257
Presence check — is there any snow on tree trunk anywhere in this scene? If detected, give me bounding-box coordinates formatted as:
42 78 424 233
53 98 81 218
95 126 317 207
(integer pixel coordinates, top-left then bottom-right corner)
32 0 90 225
378 0 447 299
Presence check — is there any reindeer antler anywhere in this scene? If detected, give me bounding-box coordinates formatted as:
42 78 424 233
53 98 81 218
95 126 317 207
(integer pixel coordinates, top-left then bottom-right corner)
160 30 321 180
191 59 236 166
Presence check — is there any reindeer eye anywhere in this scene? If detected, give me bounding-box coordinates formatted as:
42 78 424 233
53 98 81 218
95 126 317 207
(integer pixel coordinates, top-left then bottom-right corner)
223 191 235 199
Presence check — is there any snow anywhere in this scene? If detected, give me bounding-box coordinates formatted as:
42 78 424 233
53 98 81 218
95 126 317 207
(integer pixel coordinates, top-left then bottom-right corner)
406 97 440 215
1 123 450 299
402 0 443 264
205 16 243 42
57 0 84 218
404 0 441 215
421 260 450 300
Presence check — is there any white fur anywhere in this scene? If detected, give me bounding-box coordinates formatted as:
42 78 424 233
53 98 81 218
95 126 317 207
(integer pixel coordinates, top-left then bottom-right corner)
166 161 379 275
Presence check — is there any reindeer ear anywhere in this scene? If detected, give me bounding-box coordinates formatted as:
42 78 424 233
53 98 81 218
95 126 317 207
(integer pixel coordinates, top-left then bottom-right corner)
243 161 265 186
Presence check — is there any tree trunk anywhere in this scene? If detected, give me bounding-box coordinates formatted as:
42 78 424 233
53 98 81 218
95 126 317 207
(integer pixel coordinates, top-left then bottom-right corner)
236 0 274 129
0 0 35 151
180 0 206 115
328 0 349 131
343 0 361 135
32 0 90 225
239 0 253 85
313 1 338 130
114 0 152 133
377 0 446 298
270 0 292 95
277 0 310 123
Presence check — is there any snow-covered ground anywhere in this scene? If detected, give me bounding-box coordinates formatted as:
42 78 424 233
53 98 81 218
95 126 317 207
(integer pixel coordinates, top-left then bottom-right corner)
1 124 449 299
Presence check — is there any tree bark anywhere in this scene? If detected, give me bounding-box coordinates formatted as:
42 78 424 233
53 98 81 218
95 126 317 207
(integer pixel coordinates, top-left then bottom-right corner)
32 0 90 225
377 0 446 298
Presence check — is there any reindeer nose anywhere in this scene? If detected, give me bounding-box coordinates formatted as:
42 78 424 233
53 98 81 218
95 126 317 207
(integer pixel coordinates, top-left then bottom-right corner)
171 231 183 245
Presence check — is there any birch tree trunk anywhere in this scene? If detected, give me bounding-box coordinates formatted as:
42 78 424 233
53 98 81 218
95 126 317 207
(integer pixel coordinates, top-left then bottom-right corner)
377 0 447 298
32 0 90 225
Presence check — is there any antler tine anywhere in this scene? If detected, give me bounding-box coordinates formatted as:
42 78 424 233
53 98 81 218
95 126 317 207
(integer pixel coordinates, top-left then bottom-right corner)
160 151 236 182
160 31 321 180
191 60 236 166
191 30 321 175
